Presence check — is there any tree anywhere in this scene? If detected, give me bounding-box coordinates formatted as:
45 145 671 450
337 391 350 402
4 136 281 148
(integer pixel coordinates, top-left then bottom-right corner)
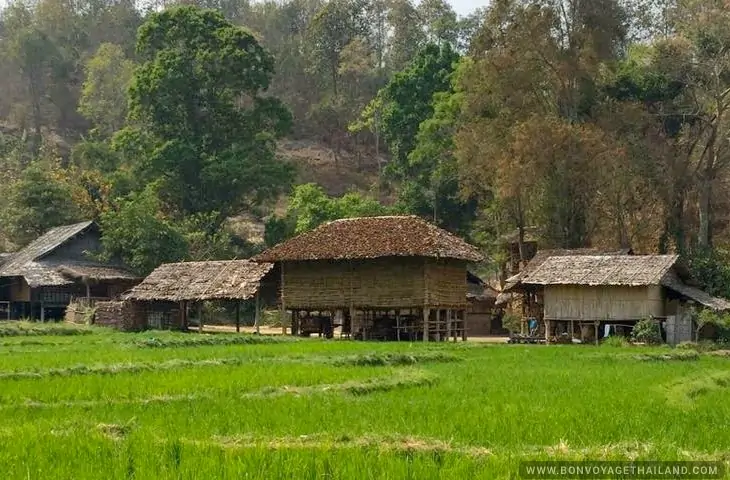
1 161 82 246
78 43 135 137
352 42 460 181
386 0 426 71
99 187 188 275
417 0 459 46
306 0 368 96
123 6 294 220
269 183 390 237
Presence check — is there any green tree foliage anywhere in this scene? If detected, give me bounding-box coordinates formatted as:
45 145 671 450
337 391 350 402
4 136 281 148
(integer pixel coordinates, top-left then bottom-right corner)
264 183 390 244
99 187 188 275
353 43 459 181
124 6 294 219
78 43 135 137
1 161 81 245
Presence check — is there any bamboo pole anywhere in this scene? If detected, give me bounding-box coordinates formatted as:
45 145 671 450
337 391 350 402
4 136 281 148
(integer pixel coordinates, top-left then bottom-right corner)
254 290 261 335
423 307 430 342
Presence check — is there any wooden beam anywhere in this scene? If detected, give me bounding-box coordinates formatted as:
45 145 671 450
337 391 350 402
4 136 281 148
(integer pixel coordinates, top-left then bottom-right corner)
198 302 203 333
254 290 261 335
435 309 441 342
235 301 241 333
280 262 287 335
446 309 452 340
461 310 467 341
423 307 430 342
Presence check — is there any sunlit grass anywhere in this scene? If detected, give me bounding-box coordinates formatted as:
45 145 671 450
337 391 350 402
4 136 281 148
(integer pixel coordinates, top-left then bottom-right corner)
1 327 729 478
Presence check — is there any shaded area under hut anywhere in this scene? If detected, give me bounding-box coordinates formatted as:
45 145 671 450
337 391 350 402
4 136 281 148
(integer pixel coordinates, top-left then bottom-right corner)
116 260 276 331
253 215 484 341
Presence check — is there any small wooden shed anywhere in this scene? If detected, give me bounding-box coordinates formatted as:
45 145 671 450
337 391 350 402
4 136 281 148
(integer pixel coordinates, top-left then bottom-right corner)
122 260 276 331
253 216 484 341
505 254 730 343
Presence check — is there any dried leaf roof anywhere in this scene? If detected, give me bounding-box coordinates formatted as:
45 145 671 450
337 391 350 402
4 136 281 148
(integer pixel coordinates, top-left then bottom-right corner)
504 248 632 291
520 255 679 286
0 221 137 287
126 260 274 302
254 216 484 263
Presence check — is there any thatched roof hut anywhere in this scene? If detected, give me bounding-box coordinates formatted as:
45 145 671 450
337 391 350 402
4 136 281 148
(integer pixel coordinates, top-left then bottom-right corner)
126 260 274 302
513 254 730 311
253 216 484 341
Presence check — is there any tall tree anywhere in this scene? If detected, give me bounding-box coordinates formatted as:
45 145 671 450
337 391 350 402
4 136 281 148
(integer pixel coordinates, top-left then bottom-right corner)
123 6 294 220
78 43 134 137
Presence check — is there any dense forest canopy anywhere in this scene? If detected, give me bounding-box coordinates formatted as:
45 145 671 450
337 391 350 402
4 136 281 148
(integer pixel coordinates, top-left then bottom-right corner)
2 0 730 295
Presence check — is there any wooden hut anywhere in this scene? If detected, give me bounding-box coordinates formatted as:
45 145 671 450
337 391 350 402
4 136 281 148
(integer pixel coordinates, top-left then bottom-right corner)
504 254 730 344
0 221 140 320
252 216 484 341
123 260 275 331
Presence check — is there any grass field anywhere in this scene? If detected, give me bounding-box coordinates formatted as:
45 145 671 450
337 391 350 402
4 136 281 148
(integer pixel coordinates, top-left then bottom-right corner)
1 322 729 479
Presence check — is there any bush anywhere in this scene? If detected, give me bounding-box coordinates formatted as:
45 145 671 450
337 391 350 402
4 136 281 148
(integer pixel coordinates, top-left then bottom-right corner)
602 336 629 347
631 318 662 345
502 312 522 334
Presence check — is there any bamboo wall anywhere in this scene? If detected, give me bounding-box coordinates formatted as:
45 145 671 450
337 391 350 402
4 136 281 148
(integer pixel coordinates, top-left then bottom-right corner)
543 285 664 321
424 259 468 308
282 257 468 310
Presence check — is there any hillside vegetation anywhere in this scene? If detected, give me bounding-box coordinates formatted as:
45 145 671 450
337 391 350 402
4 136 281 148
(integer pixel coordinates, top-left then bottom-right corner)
3 0 730 295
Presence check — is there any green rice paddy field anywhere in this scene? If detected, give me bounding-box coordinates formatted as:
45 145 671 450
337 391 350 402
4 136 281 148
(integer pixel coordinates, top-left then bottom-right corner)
1 322 730 479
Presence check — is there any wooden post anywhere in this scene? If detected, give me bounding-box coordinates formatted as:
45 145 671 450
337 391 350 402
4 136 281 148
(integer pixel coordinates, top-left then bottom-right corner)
235 301 241 333
570 320 574 340
545 320 551 344
435 309 441 342
396 309 401 342
198 302 203 333
40 301 45 323
349 307 355 340
280 262 287 335
181 301 188 330
461 310 467 341
446 309 452 340
594 320 600 346
85 282 91 300
254 290 261 335
423 307 430 342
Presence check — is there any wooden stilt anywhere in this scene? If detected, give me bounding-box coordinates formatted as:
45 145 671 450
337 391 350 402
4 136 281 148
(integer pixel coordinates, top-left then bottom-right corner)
435 309 441 342
235 301 241 333
40 301 45 323
423 307 430 342
461 310 467 341
181 301 188 330
545 320 551 343
198 302 203 333
570 319 574 340
396 309 401 342
280 262 287 335
254 290 261 335
595 320 600 346
446 310 451 340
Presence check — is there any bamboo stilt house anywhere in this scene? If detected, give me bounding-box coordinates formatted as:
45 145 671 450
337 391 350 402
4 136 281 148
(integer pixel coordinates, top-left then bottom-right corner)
252 216 484 341
123 260 276 331
504 253 730 344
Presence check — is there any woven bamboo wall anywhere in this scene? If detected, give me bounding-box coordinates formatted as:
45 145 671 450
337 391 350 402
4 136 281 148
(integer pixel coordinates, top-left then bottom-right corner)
282 258 427 309
424 259 468 308
95 300 146 331
544 285 664 321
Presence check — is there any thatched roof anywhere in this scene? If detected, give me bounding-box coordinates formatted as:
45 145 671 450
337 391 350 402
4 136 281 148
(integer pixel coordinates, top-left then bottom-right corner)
0 221 137 287
126 260 274 302
504 248 633 291
511 254 730 311
522 255 678 286
254 216 484 263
